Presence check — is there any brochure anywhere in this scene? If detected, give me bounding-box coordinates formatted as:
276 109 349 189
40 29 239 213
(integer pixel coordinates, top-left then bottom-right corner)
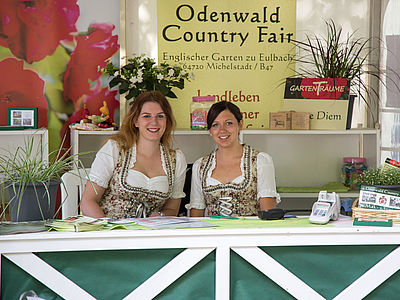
358 185 400 210
45 216 108 232
0 220 48 235
134 216 217 229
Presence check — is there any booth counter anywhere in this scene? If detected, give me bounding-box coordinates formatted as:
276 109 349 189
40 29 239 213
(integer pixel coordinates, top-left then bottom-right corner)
1 217 400 299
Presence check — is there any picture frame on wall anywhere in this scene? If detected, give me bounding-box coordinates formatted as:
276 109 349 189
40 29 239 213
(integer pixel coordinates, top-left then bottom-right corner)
8 107 38 129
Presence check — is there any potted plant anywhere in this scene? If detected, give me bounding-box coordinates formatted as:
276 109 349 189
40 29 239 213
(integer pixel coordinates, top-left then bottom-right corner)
102 54 193 104
357 166 400 191
0 135 88 222
288 19 399 127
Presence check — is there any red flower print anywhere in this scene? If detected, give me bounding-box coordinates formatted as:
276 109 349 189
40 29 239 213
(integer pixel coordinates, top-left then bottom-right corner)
63 22 119 107
0 58 47 127
0 0 79 63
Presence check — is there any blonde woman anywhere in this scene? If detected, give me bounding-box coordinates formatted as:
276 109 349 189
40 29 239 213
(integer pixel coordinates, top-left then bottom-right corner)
81 91 187 219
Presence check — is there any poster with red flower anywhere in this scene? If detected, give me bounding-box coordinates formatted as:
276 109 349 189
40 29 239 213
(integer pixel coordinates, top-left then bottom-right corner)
0 0 120 150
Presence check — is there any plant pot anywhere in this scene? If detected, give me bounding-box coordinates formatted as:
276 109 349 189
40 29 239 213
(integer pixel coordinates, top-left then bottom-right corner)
8 180 59 222
373 185 400 193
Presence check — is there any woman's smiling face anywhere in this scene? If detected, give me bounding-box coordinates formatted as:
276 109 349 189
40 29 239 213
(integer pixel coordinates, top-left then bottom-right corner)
135 101 166 142
209 109 243 148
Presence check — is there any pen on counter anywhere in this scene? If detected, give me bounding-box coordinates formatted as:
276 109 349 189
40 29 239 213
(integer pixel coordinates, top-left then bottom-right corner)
209 214 240 220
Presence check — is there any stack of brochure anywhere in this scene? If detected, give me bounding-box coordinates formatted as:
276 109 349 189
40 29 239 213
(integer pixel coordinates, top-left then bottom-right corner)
134 216 217 229
0 221 48 235
45 216 107 232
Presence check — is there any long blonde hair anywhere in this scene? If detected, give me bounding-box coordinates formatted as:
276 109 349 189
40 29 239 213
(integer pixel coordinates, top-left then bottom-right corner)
110 91 176 151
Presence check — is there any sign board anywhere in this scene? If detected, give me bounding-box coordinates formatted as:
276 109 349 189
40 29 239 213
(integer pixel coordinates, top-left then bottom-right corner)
157 0 296 129
282 78 350 130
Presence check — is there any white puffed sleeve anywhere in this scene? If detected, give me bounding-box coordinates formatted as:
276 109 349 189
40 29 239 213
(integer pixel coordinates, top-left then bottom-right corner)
186 158 206 210
88 139 119 188
170 149 187 199
257 152 281 204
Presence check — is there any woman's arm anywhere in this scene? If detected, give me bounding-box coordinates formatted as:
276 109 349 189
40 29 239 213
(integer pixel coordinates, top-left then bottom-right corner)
187 159 206 217
80 140 118 218
80 181 106 218
257 152 281 206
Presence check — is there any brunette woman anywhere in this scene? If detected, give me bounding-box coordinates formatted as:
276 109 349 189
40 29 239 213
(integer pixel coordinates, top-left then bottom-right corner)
188 101 279 217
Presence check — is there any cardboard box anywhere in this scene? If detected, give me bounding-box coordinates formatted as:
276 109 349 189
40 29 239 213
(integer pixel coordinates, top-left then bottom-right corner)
269 111 310 130
291 112 310 130
269 112 291 130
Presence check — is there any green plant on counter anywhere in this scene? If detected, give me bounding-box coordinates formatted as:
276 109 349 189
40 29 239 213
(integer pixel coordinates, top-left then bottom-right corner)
357 167 400 186
0 135 89 221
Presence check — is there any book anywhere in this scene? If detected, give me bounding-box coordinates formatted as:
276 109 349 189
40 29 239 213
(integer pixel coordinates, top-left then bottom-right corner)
45 216 107 232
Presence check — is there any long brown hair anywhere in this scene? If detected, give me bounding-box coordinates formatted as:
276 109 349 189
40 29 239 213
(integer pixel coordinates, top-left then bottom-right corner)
110 91 176 151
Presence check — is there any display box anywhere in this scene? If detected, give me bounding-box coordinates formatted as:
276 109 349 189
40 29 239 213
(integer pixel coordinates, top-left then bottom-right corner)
283 78 350 130
291 111 310 130
269 112 291 130
269 111 310 130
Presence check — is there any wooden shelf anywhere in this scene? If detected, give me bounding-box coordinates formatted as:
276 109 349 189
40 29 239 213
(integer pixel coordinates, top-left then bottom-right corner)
174 129 378 135
70 130 117 135
279 192 360 198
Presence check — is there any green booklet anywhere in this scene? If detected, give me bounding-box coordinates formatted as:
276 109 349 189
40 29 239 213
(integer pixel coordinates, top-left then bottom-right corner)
45 216 108 232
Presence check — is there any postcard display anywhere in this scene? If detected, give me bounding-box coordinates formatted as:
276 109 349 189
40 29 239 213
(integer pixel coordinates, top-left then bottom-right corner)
282 78 350 130
359 185 400 210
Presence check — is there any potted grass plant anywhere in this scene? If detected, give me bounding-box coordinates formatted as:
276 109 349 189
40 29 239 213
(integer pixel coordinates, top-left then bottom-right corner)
0 135 88 222
357 166 400 191
288 19 399 127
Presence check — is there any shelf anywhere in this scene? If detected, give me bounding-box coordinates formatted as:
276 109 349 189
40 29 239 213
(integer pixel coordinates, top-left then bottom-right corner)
174 129 378 135
70 130 117 135
72 128 378 136
70 128 379 195
0 128 48 135
241 129 378 135
279 192 360 198
174 130 209 135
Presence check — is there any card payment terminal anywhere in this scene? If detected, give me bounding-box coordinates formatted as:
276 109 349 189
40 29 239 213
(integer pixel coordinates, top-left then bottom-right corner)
309 191 340 225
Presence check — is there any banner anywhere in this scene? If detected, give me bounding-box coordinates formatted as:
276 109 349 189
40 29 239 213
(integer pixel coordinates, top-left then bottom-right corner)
157 0 296 129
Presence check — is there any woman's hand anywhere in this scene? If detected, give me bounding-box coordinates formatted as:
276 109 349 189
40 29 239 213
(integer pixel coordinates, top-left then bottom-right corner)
163 198 182 216
151 198 182 217
80 181 106 218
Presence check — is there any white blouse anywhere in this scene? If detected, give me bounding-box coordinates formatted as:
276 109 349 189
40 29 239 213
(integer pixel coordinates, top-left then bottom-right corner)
89 140 187 199
187 150 281 210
